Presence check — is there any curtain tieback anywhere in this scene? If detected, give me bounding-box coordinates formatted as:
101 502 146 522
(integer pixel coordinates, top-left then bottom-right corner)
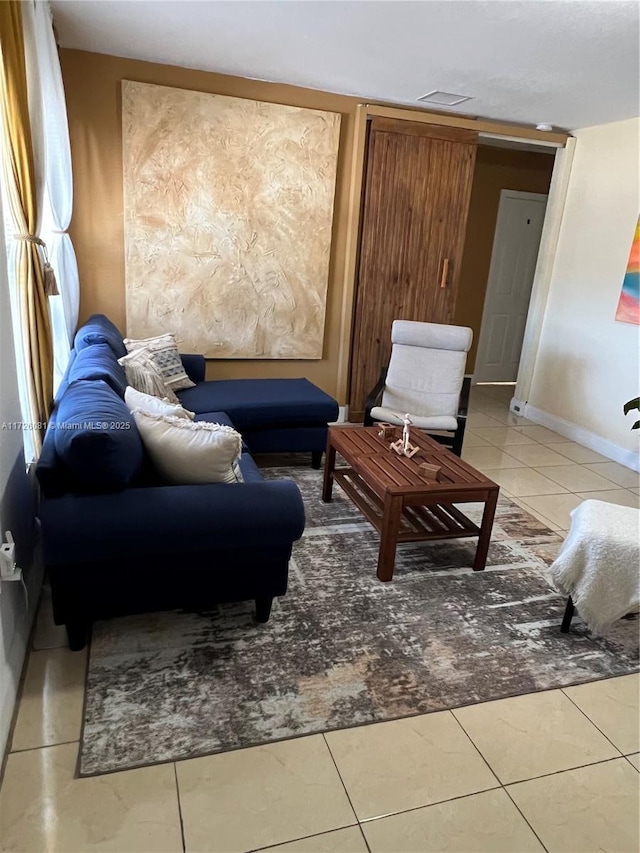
14 233 45 245
13 234 59 297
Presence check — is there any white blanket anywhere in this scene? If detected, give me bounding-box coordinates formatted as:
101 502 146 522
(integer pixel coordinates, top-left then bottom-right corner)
550 499 640 635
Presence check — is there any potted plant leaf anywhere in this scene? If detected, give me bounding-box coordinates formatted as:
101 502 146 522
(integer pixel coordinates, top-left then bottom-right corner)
623 397 640 430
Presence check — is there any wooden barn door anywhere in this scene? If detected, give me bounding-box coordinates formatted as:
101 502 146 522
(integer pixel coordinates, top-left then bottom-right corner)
348 118 478 420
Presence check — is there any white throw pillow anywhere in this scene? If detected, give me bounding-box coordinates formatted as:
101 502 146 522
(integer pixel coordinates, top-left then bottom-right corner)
123 333 195 392
132 411 243 485
124 386 194 420
118 348 180 403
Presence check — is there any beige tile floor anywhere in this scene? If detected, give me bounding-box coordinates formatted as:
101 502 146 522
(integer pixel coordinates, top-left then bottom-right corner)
1 384 639 853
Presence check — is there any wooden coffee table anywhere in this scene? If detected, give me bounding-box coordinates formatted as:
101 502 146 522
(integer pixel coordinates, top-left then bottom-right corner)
322 426 500 581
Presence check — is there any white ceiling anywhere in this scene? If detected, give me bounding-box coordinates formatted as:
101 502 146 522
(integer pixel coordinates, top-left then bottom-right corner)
50 0 640 131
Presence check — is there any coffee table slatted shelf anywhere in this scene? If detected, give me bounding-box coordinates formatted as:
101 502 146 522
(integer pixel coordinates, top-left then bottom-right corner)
323 426 500 581
334 468 480 540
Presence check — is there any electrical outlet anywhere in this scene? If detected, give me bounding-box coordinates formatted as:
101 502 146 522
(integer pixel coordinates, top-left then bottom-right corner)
0 530 22 586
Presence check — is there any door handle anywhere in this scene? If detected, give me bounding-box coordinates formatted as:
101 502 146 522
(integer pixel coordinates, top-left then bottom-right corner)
439 258 450 289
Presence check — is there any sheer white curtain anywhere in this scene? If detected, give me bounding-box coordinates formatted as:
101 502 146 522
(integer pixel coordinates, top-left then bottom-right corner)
1 1 79 459
27 0 79 392
0 0 48 461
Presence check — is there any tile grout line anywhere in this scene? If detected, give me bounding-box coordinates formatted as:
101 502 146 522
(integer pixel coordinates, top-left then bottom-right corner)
172 762 187 853
530 753 634 784
356 785 503 825
244 825 362 853
321 733 372 853
559 689 631 758
500 784 550 852
30 644 69 651
499 754 635 786
350 752 636 830
0 592 49 787
10 639 89 774
356 822 373 853
318 707 543 850
10 738 80 755
446 710 549 852
447 710 502 787
468 418 626 470
446 709 639 852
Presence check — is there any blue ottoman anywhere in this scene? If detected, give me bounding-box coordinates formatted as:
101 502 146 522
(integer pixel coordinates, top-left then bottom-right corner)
179 377 339 467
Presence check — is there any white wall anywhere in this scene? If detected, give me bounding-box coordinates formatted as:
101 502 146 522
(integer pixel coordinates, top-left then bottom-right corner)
527 117 640 469
0 200 41 757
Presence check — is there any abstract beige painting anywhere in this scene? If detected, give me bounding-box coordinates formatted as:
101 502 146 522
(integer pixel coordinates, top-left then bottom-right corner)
122 80 341 358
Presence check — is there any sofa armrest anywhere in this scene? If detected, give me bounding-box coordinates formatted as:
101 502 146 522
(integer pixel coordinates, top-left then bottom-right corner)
180 354 206 384
40 480 305 565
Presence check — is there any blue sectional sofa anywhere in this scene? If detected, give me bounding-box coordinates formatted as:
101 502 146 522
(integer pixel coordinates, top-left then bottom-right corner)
37 315 338 650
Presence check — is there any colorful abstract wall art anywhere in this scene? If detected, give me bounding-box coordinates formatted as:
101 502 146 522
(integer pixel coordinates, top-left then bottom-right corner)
615 216 640 325
122 81 341 358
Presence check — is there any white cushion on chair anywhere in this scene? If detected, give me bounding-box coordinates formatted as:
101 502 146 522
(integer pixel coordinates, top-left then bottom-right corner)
392 320 472 352
370 407 458 431
381 345 467 419
368 321 472 434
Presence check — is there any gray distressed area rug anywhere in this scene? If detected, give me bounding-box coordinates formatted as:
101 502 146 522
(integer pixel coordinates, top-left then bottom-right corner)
80 464 639 776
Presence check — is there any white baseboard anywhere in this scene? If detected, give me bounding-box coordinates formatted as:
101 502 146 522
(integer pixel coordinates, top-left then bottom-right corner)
523 404 640 472
328 406 349 425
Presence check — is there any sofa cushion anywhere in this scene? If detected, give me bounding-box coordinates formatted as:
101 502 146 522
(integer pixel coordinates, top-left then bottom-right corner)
67 343 127 398
241 425 329 455
133 411 243 485
125 386 194 420
193 410 236 429
180 354 206 385
36 406 77 498
124 333 196 392
177 378 339 429
237 452 265 484
53 349 77 405
73 314 127 359
118 349 180 403
54 380 143 492
194 410 251 453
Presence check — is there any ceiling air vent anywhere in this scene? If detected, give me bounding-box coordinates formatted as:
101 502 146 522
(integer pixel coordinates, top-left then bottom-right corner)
418 90 473 106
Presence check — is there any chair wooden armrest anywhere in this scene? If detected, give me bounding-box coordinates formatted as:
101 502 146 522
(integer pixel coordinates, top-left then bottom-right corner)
458 375 471 418
364 367 388 425
451 375 472 456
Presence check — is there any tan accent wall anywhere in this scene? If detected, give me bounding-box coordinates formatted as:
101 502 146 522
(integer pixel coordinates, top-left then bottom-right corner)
454 146 555 372
61 49 561 399
59 48 360 396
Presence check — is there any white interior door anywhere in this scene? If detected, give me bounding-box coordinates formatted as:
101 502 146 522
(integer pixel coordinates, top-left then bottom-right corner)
474 190 547 383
